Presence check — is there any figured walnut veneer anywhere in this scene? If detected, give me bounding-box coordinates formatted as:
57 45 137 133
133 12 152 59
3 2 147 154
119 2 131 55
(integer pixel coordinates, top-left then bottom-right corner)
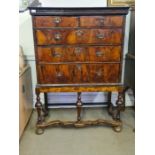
29 4 129 134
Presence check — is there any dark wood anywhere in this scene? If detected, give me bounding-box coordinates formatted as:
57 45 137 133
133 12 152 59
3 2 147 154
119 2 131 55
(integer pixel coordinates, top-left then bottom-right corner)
76 92 82 121
35 89 45 124
44 93 49 116
28 4 129 134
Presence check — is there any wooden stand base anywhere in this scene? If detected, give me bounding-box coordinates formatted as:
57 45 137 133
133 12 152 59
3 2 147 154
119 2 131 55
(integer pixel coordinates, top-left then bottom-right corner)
34 85 125 135
35 119 122 135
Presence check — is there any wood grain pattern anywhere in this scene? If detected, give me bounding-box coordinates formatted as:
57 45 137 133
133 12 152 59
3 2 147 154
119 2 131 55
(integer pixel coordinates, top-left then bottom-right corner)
36 46 121 63
80 16 123 27
28 6 129 133
37 63 120 84
35 28 122 45
36 85 123 93
34 16 78 27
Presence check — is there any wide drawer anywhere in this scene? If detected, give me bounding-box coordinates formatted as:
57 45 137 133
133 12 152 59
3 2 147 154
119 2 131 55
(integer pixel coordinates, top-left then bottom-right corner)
80 16 123 27
37 63 120 84
36 46 121 62
35 28 122 45
34 16 78 28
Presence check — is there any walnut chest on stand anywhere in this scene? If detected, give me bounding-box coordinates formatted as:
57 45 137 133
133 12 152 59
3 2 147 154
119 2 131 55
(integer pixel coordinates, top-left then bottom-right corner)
28 0 129 134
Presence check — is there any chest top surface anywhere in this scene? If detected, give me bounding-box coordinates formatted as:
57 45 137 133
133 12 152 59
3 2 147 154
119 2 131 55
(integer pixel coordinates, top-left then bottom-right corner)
28 0 129 16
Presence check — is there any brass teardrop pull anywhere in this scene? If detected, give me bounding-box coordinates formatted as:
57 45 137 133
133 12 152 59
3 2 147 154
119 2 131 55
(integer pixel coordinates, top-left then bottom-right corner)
54 33 62 41
74 47 82 54
54 17 62 24
96 70 103 77
96 33 104 39
52 51 62 57
76 30 84 36
97 17 105 25
56 72 63 77
76 64 81 70
96 51 104 57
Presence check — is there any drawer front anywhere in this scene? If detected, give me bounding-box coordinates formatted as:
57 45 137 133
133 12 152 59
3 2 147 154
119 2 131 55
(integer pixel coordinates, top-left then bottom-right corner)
36 28 122 45
34 16 78 27
80 16 123 27
36 46 121 62
37 63 120 84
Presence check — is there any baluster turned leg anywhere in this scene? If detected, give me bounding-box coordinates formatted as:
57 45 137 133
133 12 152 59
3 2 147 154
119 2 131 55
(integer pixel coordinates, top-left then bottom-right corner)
35 90 44 124
44 93 49 116
115 92 125 120
35 89 45 134
76 92 82 121
107 92 113 115
113 91 125 132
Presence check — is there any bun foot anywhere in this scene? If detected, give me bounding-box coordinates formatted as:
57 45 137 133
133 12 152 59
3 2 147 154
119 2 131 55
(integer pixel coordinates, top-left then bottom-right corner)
113 125 122 132
35 128 44 135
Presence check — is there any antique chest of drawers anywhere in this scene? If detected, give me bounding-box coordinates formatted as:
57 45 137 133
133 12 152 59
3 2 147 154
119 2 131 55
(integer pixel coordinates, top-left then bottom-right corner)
29 0 129 134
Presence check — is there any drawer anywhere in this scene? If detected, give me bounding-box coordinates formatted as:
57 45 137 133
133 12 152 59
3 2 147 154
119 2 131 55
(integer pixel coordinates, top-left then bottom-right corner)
35 28 122 45
36 46 121 62
34 16 78 28
37 63 120 84
80 16 123 27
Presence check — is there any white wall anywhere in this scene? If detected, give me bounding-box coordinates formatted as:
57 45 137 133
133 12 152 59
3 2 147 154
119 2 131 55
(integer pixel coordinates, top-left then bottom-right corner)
19 2 134 107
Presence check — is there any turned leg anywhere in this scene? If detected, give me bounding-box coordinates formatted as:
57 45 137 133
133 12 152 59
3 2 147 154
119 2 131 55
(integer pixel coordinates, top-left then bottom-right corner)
115 91 125 120
35 90 45 124
107 92 113 115
44 93 49 116
113 91 125 132
76 92 82 121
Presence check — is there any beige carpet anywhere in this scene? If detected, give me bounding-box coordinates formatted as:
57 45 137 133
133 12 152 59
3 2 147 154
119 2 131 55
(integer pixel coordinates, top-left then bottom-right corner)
20 108 135 155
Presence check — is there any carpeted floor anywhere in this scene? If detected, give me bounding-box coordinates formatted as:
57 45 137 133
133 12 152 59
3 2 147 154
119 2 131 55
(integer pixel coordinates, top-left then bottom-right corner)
19 108 135 155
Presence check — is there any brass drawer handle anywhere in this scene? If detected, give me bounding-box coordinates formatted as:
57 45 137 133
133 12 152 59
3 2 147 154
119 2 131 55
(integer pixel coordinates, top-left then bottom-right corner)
76 64 81 70
54 17 62 24
54 33 62 41
96 33 104 39
74 47 82 54
97 17 105 25
76 30 84 36
96 70 103 77
52 51 62 58
56 72 63 77
96 51 104 57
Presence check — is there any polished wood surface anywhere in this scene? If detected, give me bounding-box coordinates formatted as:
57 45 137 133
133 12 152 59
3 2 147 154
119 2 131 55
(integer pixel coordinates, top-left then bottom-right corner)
28 5 129 134
35 28 122 45
36 46 121 62
37 63 120 84
34 16 78 28
80 16 123 27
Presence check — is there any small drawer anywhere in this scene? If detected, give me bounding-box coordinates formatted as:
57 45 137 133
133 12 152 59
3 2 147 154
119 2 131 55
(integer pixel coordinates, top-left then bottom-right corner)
80 16 124 27
37 63 120 84
34 16 78 28
36 46 121 63
35 28 122 45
